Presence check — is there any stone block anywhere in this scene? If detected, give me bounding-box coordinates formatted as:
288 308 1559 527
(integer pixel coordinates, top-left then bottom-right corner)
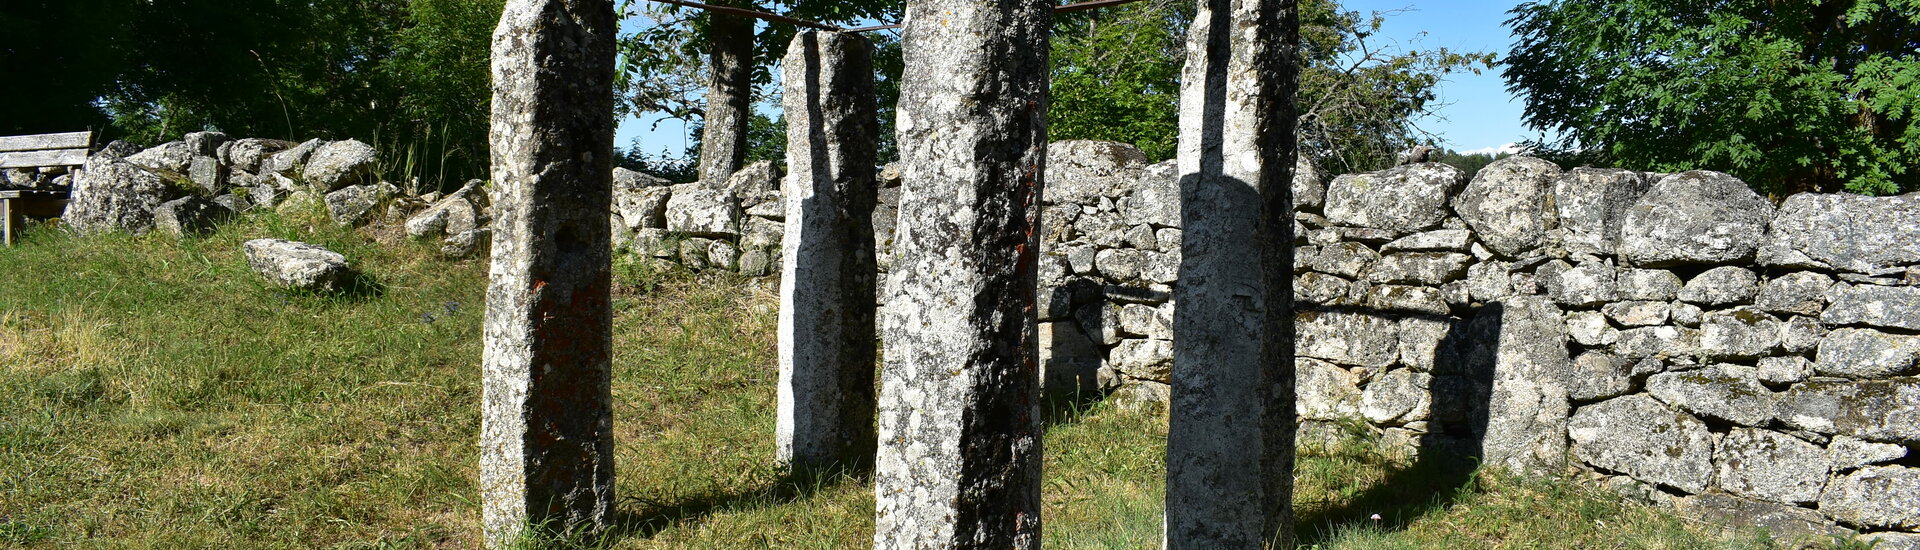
1324 163 1467 234
1452 155 1562 257
1619 171 1775 266
1569 394 1714 493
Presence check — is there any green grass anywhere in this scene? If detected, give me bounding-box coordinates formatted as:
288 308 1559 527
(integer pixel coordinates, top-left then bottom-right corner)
0 211 1848 549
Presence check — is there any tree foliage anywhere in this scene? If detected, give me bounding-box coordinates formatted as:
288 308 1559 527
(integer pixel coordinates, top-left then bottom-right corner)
0 0 133 136
1048 0 1493 173
4 0 502 189
614 0 903 171
1505 0 1920 195
1048 0 1189 161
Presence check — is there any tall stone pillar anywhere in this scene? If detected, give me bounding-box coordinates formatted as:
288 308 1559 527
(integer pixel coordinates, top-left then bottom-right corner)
480 0 617 547
874 0 1051 548
778 30 880 473
1164 0 1300 548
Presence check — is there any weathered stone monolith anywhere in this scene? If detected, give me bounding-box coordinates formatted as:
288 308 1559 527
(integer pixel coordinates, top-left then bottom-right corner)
873 0 1051 547
777 31 879 472
480 0 616 546
1165 0 1300 548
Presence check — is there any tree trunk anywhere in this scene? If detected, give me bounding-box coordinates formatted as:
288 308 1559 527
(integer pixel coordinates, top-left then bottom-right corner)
699 9 755 185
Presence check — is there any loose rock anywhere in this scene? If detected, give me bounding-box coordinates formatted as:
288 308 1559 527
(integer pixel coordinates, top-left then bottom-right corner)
301 139 379 191
243 239 351 291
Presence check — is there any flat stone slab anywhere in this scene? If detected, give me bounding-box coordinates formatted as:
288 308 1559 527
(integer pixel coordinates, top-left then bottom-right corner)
1672 492 1854 544
1822 284 1920 331
1760 192 1920 273
1774 377 1920 445
1324 163 1467 234
1816 328 1920 379
243 238 350 291
1647 364 1774 427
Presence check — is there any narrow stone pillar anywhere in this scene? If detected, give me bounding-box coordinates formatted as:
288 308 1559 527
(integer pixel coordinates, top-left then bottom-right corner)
777 30 880 473
874 0 1051 548
1165 0 1300 548
480 0 617 547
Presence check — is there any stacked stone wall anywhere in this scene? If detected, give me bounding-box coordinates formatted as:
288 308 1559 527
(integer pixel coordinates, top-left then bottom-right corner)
1028 140 1920 545
619 139 1920 544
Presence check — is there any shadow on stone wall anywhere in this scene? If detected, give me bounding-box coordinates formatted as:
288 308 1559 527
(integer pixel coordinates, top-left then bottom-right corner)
1294 302 1498 543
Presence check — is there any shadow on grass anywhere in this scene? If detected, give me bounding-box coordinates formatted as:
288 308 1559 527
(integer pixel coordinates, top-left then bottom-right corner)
607 465 868 542
1293 449 1483 545
270 269 387 303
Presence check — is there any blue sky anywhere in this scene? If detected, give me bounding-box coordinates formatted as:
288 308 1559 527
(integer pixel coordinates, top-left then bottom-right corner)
1342 0 1546 153
615 0 1544 157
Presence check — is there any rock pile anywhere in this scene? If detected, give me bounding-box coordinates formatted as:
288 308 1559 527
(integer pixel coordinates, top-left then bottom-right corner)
62 132 401 237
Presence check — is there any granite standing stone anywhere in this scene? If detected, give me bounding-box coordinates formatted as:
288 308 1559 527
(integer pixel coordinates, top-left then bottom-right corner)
777 31 879 473
873 1 1050 547
479 0 616 546
1166 0 1299 547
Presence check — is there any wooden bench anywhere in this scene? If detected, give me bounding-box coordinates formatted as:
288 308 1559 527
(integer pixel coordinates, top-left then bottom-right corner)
0 131 92 245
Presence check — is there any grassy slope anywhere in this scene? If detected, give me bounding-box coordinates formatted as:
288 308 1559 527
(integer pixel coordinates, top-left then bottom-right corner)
0 211 1838 549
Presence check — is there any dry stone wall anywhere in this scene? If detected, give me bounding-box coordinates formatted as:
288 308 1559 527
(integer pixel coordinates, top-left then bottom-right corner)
1031 140 1920 545
619 139 1919 544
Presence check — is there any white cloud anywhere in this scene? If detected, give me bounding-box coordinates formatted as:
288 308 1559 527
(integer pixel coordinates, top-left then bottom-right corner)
1458 143 1528 156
